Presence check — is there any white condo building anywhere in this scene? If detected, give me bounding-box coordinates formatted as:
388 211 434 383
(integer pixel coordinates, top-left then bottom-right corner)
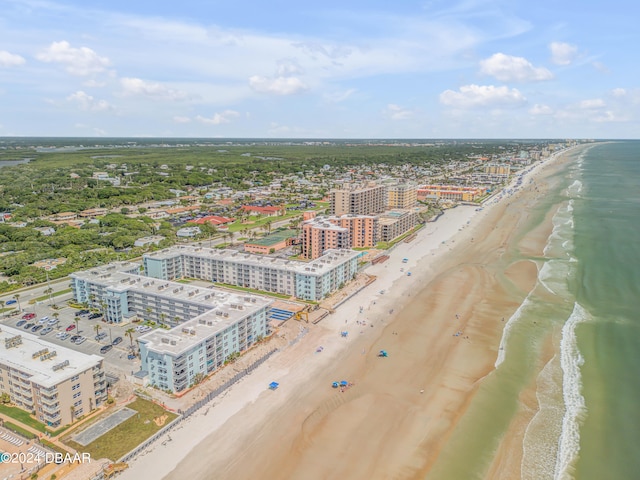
138 292 271 393
142 246 360 301
0 326 107 428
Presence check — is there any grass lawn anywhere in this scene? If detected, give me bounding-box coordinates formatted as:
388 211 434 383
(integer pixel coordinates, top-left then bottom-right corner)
3 421 37 439
0 404 47 433
62 398 177 462
30 288 73 304
215 283 291 299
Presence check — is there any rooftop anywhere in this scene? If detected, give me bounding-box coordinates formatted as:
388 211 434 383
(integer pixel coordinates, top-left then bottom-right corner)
144 246 359 276
0 326 103 388
137 295 272 356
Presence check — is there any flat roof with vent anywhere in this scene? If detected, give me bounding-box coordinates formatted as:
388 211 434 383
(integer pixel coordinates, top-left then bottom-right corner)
137 293 272 356
0 326 103 388
143 245 360 276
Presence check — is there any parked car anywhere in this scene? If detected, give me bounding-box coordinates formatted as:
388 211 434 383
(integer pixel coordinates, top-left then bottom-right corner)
31 325 43 333
22 313 36 320
65 324 76 332
6 299 16 305
70 335 81 342
47 318 59 326
38 317 48 324
23 323 34 330
136 325 152 333
16 320 26 327
74 337 87 345
88 313 102 320
95 332 108 341
40 327 53 335
100 345 113 354
112 337 123 346
58 333 70 340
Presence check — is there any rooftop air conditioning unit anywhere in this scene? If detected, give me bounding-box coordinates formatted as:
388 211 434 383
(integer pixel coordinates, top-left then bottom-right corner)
170 340 177 345
161 338 170 344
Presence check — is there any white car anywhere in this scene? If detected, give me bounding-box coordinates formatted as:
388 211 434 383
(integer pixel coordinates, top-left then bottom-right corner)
137 326 152 333
48 318 58 326
55 331 66 338
74 336 87 345
38 317 49 324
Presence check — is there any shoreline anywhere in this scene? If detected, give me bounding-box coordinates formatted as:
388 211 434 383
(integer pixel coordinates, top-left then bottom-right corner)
118 146 586 480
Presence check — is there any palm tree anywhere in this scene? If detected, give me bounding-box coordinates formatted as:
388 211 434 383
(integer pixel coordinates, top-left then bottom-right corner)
44 287 54 306
94 324 102 341
52 312 60 326
225 231 233 246
0 300 4 318
125 328 135 348
13 294 21 312
74 317 80 334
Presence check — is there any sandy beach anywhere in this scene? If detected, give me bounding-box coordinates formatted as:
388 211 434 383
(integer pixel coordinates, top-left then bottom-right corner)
118 147 583 480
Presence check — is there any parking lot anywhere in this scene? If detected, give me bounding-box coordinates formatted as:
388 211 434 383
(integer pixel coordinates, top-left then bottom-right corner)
1 297 143 376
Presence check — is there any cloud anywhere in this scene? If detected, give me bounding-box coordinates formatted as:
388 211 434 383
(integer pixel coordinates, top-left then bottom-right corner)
578 98 606 109
195 110 240 125
323 89 357 103
529 104 553 115
0 50 26 67
439 84 526 108
549 42 578 66
120 77 190 101
66 90 112 111
249 75 308 95
384 104 414 120
479 53 553 82
36 41 110 75
172 116 192 124
591 61 610 74
612 88 626 97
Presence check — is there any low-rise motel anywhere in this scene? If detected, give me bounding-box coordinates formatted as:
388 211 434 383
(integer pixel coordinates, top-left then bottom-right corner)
0 326 107 428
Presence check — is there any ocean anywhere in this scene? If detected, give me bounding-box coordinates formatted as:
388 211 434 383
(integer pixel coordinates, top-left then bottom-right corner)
427 141 640 480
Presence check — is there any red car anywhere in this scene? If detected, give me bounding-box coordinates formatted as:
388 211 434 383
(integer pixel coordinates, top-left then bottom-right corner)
22 313 36 320
65 324 76 332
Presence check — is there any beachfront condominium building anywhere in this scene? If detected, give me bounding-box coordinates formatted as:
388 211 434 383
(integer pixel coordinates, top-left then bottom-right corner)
301 215 378 259
137 293 272 393
0 326 107 428
376 209 420 243
329 183 386 216
417 185 488 202
301 220 350 260
386 183 417 210
143 246 360 301
484 163 511 175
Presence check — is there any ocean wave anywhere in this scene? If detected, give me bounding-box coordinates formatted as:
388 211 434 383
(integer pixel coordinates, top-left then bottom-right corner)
495 296 532 368
521 355 564 480
566 180 583 197
554 302 589 480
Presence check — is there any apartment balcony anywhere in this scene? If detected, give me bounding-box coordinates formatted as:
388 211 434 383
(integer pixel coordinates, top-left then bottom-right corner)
43 411 60 421
42 403 60 414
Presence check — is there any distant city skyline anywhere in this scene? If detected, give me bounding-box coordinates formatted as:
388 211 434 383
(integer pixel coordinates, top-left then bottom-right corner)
1 0 638 138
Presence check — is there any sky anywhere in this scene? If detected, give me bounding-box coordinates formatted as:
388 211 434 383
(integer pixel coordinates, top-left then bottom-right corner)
1 0 639 138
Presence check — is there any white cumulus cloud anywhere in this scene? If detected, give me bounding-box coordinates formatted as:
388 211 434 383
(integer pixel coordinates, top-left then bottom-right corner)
120 77 190 101
439 84 526 108
196 110 240 125
66 90 112 111
249 75 308 95
549 42 578 66
579 98 606 109
529 104 553 115
36 41 110 75
384 104 414 120
479 53 553 82
0 50 26 67
172 116 192 124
